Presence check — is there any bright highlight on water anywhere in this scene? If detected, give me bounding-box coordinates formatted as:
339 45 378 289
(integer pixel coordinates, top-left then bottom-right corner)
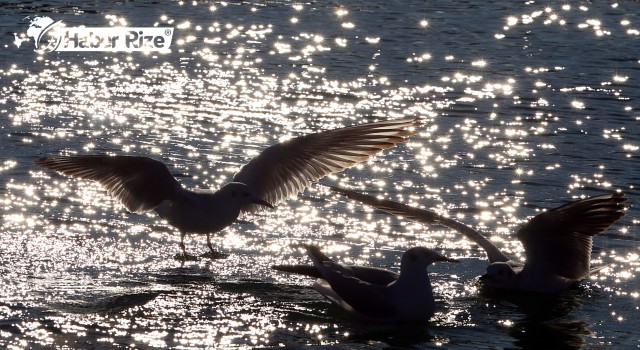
2 0 638 347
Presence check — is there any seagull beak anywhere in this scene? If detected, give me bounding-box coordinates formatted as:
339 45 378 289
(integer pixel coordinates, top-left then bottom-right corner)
253 198 274 209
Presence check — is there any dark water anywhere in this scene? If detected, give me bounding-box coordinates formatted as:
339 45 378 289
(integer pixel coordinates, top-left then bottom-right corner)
1 1 639 348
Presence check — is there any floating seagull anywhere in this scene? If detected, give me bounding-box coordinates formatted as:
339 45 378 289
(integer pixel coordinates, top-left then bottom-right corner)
273 244 458 322
36 118 419 259
326 185 627 293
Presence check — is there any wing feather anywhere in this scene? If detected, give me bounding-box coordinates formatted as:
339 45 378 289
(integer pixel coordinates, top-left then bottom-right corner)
233 118 421 213
517 193 627 280
36 155 183 213
306 245 396 319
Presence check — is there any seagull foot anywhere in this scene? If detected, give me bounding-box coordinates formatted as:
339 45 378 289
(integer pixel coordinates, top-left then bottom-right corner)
174 253 199 261
201 251 228 259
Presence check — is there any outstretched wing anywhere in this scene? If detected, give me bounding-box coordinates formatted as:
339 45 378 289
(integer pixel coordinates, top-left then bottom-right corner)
232 118 420 213
327 185 510 263
517 193 627 280
36 155 183 213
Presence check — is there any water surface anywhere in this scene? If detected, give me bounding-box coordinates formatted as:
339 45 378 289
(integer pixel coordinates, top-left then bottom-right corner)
1 1 639 348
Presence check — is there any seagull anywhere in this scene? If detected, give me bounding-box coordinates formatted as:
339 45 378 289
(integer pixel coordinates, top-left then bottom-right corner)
273 244 458 322
36 118 420 259
326 185 627 293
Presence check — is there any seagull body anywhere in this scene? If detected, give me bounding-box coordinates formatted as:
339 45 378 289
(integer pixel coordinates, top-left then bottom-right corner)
327 185 627 293
36 118 419 258
273 245 457 323
153 183 265 235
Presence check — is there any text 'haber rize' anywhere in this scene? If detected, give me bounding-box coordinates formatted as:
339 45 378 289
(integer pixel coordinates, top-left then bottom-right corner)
62 30 167 49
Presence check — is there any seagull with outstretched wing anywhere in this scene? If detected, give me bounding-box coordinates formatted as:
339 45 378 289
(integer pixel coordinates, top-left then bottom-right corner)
36 118 420 259
326 185 627 293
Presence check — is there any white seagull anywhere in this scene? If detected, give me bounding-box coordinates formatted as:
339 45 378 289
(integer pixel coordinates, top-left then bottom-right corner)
273 244 458 322
36 118 420 259
326 185 627 293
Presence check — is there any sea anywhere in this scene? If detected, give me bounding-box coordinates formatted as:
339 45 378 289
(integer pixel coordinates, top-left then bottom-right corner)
0 1 639 349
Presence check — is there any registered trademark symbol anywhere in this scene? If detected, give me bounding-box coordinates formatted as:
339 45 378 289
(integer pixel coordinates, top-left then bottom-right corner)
164 29 171 36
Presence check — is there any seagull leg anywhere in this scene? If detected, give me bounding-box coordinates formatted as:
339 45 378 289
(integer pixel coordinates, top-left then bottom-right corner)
174 231 197 261
204 233 228 259
206 233 214 254
180 231 187 257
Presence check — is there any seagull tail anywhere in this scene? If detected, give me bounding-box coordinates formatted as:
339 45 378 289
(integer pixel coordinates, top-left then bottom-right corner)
271 264 323 278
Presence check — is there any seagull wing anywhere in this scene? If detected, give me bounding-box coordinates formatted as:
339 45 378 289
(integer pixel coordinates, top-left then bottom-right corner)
36 155 183 213
306 245 396 319
232 118 420 213
327 185 510 263
272 264 398 285
348 266 399 285
517 193 627 280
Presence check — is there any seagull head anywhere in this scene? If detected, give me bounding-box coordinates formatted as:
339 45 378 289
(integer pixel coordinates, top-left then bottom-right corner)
219 182 274 208
401 247 459 272
480 262 518 288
